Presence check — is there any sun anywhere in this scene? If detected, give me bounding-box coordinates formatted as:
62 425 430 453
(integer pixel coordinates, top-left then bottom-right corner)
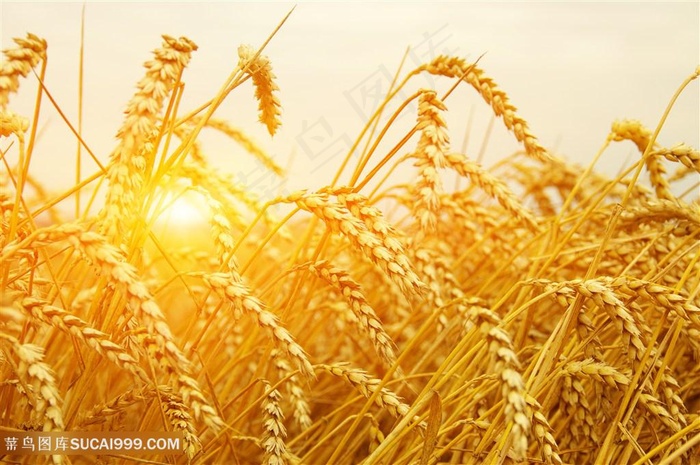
166 195 204 225
152 189 208 229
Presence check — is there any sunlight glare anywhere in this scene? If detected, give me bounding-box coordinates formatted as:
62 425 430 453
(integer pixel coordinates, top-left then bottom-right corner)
154 190 208 229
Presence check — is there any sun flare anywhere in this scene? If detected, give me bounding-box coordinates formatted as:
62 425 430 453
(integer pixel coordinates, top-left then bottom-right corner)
154 191 208 228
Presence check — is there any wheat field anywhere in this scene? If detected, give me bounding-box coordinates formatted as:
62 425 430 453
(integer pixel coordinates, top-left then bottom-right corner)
1 9 700 465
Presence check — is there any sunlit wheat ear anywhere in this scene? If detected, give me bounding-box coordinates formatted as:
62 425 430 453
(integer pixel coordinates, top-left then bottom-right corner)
32 224 191 370
238 44 282 137
204 272 315 379
282 191 426 296
605 276 700 330
0 33 47 109
0 110 29 138
271 350 312 431
160 391 201 460
467 307 530 461
260 381 288 465
317 363 427 431
653 142 700 173
610 119 673 200
411 89 450 231
19 297 149 383
200 191 240 270
330 188 414 268
300 260 399 370
558 360 629 452
0 334 64 432
531 279 647 365
526 396 562 465
79 386 155 427
620 198 700 237
98 35 198 242
417 55 550 162
445 152 538 230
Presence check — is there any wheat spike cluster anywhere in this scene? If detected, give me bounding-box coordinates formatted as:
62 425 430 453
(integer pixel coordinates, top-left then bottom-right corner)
1 14 699 465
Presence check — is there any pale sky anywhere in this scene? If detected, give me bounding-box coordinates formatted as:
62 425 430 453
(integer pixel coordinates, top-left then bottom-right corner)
2 2 699 202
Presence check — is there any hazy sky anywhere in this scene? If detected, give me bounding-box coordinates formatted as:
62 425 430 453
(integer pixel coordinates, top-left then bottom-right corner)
2 2 698 200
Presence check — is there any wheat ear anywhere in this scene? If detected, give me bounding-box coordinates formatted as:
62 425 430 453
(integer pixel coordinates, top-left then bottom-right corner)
526 396 563 465
0 110 29 138
271 350 312 431
19 297 149 383
79 386 155 427
238 44 282 137
417 55 550 162
301 260 398 369
204 272 315 379
411 89 450 230
610 119 673 200
0 334 64 432
619 199 700 237
160 391 201 459
331 188 412 264
318 363 427 430
467 306 530 461
0 33 47 109
653 143 700 173
282 191 426 296
260 380 288 465
446 152 538 230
